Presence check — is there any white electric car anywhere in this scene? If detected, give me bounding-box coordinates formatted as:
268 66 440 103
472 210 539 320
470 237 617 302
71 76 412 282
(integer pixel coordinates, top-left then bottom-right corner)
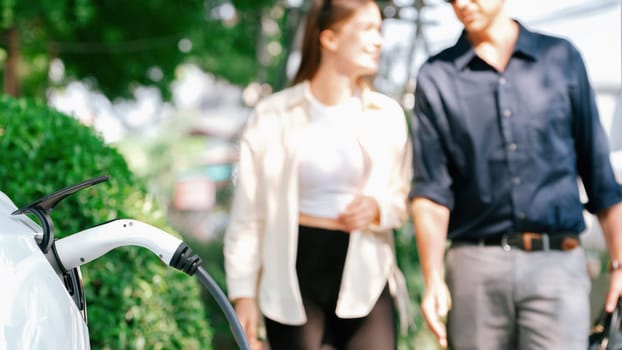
0 189 90 349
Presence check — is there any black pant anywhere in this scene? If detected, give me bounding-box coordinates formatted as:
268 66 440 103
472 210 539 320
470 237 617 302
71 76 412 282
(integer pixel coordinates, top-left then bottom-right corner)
264 225 397 350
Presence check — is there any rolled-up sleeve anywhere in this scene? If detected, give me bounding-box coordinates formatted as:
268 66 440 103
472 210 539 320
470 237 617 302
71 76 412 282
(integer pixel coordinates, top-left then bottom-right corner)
368 101 412 232
569 45 622 213
409 69 455 210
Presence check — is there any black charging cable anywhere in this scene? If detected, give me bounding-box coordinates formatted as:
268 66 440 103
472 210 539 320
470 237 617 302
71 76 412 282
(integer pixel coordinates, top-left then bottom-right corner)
170 243 251 350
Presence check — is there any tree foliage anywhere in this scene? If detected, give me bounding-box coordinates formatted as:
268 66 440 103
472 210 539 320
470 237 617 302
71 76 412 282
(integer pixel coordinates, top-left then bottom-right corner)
0 0 282 99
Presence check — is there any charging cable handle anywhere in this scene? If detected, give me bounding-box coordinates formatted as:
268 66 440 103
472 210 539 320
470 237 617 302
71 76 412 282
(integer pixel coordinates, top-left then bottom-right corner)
52 218 250 350
52 219 184 271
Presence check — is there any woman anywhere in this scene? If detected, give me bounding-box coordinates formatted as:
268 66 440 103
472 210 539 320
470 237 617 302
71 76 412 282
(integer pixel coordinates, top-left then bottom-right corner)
224 0 412 349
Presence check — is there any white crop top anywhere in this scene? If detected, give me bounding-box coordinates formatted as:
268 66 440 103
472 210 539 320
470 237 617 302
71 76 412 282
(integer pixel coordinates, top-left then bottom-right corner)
297 92 368 218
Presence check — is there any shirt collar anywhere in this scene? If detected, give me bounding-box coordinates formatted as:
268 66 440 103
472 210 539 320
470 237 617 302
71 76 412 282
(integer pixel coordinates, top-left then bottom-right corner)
453 21 539 71
285 80 382 110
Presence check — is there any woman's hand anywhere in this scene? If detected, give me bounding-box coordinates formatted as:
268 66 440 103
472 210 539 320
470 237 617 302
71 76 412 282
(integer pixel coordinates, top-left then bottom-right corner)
337 195 380 231
233 297 263 350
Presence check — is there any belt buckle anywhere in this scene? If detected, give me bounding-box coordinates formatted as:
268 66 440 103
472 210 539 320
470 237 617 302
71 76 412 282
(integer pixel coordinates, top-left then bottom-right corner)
541 234 550 251
501 235 512 252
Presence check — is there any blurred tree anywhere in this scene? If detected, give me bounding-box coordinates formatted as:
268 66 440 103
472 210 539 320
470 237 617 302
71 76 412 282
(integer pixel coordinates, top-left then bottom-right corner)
0 0 281 100
0 0 95 97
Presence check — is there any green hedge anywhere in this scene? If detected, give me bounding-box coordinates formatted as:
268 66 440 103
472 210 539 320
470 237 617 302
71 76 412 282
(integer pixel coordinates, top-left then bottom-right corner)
0 95 213 349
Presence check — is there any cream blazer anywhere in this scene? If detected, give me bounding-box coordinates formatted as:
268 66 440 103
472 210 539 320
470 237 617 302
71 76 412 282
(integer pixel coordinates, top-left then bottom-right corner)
224 82 413 332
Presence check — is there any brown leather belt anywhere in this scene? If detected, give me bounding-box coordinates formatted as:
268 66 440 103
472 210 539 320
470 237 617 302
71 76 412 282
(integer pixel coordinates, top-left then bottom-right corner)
453 232 580 252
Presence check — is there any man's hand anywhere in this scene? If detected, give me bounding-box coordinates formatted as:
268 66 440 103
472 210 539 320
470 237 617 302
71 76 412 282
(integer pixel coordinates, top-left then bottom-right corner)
337 195 380 231
598 202 622 312
420 280 452 349
411 197 452 348
605 269 622 312
233 297 263 350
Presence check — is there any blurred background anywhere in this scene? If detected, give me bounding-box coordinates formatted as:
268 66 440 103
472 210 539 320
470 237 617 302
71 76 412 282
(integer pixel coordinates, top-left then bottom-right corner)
0 0 619 349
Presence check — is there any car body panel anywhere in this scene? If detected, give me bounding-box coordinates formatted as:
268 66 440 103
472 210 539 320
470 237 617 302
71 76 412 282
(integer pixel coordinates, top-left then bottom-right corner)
0 191 90 350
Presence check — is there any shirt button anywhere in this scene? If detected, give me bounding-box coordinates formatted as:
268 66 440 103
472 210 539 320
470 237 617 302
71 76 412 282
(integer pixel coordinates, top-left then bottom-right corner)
518 212 526 219
503 109 512 118
508 143 518 151
512 177 521 185
499 77 507 85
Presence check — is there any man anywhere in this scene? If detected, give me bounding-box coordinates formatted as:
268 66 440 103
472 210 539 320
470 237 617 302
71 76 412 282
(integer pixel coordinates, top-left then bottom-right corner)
409 0 622 349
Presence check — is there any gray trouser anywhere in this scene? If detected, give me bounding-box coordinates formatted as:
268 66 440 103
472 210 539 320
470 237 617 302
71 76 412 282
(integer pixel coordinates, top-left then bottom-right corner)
445 245 590 350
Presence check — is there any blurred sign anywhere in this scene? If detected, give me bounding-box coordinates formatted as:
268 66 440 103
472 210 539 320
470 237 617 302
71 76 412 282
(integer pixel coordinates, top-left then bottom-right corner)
172 178 215 211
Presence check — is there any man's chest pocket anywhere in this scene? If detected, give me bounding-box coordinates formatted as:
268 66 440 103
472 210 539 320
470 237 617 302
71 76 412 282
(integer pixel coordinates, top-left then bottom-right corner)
526 90 574 159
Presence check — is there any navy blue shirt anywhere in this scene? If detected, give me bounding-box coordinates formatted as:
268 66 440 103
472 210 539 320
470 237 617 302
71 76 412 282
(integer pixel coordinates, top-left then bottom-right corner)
410 23 622 240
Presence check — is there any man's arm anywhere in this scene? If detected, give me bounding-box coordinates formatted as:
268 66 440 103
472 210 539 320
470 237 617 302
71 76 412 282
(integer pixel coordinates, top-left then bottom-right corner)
598 201 622 312
411 197 451 349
